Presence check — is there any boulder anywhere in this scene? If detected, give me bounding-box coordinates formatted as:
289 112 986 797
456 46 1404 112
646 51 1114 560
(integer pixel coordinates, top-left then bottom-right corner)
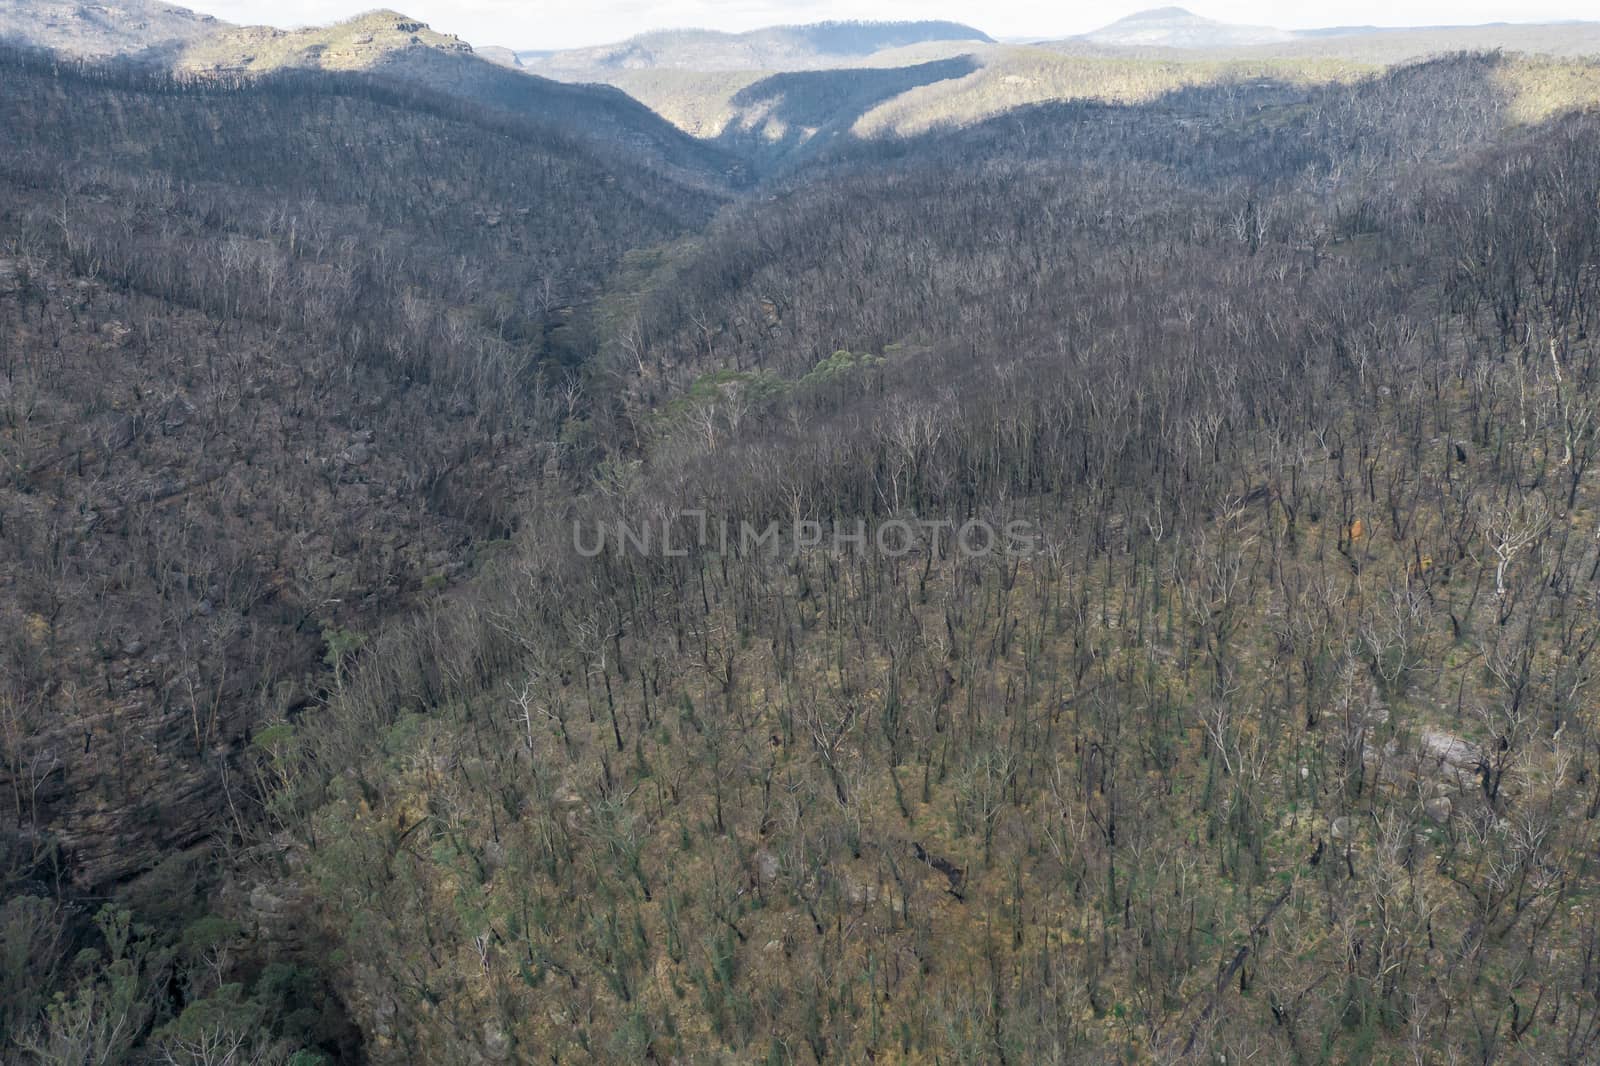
551 782 585 829
1368 728 1481 794
482 1023 511 1061
102 414 138 451
1418 730 1481 790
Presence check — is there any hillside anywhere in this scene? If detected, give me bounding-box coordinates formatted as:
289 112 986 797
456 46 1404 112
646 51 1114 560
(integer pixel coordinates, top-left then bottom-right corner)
167 11 741 186
174 7 474 72
512 12 1600 175
474 44 522 68
0 0 222 57
254 55 1600 1063
1228 19 1600 61
7 5 1600 1065
521 19 994 78
600 45 1600 172
0 4 739 187
0 40 734 1056
0 41 721 894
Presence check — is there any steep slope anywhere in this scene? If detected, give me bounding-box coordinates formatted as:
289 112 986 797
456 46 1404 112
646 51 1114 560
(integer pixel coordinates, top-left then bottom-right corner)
169 10 741 186
269 60 1600 1060
603 43 1600 169
0 44 721 895
7 13 1600 1062
475 44 522 68
0 0 222 57
626 54 1518 388
522 19 993 78
644 56 982 166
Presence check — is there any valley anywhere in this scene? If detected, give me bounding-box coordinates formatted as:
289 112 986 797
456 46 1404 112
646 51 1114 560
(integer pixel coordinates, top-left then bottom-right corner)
2 3 1600 1063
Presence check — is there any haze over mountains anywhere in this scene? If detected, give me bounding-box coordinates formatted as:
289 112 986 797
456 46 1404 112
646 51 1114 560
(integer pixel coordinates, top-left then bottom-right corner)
1079 6 1295 48
0 1 1597 248
518 5 1600 73
500 6 1600 169
518 20 995 78
4 1 1599 142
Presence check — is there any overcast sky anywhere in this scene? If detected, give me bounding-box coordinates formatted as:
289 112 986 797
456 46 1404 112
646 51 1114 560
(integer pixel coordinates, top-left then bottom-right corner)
176 1 1600 51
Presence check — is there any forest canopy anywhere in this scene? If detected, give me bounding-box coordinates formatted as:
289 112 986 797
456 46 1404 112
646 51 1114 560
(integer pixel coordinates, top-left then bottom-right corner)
3 12 1600 1065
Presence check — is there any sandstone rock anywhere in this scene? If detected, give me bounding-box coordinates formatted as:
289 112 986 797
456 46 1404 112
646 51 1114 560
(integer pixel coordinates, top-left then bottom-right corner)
102 414 138 451
1368 729 1482 794
247 880 310 946
1424 796 1453 823
846 876 879 906
552 782 585 829
1420 730 1479 770
482 1023 511 1061
1418 730 1481 790
821 867 879 906
482 839 506 879
22 683 258 888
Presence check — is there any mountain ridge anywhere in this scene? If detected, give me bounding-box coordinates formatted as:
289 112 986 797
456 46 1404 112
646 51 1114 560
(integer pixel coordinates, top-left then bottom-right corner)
1080 6 1294 48
169 9 743 186
0 0 222 57
520 19 995 77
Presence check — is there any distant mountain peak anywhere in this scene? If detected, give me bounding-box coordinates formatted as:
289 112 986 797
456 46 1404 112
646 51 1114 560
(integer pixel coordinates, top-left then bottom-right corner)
173 7 473 74
1083 6 1293 48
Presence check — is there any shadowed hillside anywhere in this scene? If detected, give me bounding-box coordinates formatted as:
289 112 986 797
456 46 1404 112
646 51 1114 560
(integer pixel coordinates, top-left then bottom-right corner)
0 43 720 896
170 10 743 186
609 48 1600 172
710 56 980 166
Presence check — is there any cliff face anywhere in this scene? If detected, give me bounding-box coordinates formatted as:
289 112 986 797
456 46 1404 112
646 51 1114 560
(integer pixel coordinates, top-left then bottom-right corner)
17 683 271 890
173 10 473 74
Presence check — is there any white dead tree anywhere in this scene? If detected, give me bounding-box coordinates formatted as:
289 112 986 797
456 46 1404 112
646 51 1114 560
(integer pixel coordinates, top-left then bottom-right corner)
1477 492 1551 601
